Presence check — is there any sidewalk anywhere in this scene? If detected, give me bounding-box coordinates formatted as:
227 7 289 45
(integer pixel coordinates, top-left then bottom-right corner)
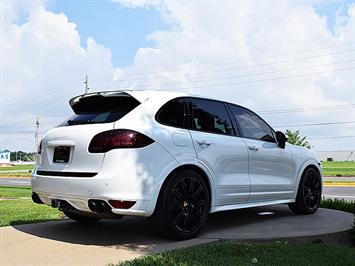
0 205 353 266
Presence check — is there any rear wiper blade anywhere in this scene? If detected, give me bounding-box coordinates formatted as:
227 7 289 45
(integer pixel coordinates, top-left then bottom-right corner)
67 120 91 125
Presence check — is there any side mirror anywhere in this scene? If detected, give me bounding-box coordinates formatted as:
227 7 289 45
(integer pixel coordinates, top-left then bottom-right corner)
276 131 287 149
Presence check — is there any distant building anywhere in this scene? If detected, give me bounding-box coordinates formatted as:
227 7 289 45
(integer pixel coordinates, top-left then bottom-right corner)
315 150 355 162
0 150 11 164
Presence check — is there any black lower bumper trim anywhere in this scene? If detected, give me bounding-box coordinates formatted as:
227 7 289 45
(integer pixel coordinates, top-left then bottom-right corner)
32 192 44 204
36 170 97 177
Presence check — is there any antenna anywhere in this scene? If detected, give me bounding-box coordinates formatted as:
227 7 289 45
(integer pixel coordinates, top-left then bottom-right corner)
84 74 89 94
35 117 40 156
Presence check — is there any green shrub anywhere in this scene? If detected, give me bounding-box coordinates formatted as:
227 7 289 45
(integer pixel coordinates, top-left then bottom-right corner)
320 198 355 214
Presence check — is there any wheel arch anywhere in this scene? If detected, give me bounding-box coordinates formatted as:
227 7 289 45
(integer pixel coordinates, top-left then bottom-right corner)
293 160 322 199
147 163 215 216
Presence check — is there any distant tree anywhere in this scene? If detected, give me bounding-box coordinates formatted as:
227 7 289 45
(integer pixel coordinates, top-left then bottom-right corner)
10 151 36 162
285 129 311 149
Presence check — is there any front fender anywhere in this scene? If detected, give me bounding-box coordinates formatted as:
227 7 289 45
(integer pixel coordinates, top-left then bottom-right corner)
292 158 322 199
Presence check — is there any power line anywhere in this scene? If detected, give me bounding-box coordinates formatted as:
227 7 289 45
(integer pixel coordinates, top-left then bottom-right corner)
0 114 70 129
314 149 355 152
2 80 81 108
2 45 354 113
2 43 354 111
257 104 355 114
90 59 355 86
91 66 355 91
0 131 33 134
92 44 355 79
6 63 354 116
275 121 355 128
3 92 74 115
308 135 355 140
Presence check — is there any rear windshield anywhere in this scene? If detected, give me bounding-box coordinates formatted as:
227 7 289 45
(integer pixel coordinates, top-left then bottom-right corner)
59 92 140 126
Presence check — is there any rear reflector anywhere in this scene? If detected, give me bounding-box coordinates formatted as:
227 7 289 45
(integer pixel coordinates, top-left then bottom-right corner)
88 129 154 153
108 200 136 209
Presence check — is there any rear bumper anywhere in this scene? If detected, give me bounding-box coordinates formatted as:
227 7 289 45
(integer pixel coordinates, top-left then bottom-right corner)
31 187 149 216
31 143 179 217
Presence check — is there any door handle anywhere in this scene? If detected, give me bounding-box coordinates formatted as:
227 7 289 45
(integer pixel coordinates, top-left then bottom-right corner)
248 145 259 151
197 140 211 146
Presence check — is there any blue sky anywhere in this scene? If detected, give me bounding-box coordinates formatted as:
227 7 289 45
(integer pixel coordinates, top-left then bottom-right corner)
314 0 354 30
48 0 169 67
43 0 354 68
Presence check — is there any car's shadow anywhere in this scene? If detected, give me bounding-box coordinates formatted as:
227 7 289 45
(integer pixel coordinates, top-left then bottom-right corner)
13 204 297 252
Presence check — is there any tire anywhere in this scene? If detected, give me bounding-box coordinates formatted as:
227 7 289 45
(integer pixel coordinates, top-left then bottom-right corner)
153 170 210 240
63 209 101 223
289 167 321 215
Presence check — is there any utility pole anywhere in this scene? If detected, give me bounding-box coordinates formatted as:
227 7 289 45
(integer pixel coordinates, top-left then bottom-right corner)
84 74 89 94
35 117 40 157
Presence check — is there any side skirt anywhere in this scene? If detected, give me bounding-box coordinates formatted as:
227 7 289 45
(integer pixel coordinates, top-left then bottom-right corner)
210 199 295 213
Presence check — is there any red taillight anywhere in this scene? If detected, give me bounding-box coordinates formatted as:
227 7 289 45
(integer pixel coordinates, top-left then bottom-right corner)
88 129 154 153
108 200 136 209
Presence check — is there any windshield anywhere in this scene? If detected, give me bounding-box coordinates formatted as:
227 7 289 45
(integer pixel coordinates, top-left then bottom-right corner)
59 92 140 126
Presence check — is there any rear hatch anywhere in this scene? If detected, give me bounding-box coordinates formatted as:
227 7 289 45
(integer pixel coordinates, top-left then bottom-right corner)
37 91 140 175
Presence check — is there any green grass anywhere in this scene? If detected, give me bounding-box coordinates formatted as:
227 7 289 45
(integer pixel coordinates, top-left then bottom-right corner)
0 172 32 177
321 161 355 176
0 164 34 177
0 199 64 227
0 164 35 171
117 241 355 266
0 186 64 227
0 186 31 198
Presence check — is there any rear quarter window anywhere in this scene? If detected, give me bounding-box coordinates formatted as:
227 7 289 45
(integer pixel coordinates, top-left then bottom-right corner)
156 98 186 128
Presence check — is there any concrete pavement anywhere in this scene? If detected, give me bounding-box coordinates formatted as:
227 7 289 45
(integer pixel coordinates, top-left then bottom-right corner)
0 205 353 266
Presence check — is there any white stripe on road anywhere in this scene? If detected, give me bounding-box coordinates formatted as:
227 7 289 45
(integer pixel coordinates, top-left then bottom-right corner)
9 180 30 184
324 194 355 199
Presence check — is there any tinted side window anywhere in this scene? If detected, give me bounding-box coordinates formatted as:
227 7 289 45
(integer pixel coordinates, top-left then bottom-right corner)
156 98 186 128
230 105 275 142
190 99 234 135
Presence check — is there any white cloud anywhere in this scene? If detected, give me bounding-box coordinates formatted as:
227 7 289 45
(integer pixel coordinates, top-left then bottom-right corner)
1 2 117 150
1 1 354 152
109 0 355 151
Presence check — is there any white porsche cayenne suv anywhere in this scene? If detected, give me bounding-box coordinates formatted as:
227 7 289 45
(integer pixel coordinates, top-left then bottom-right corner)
32 90 322 240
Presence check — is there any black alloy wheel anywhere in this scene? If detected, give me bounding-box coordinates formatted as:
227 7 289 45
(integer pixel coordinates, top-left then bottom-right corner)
153 170 210 240
289 167 321 214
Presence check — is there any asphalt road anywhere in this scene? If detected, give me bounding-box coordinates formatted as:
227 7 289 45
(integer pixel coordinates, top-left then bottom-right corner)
0 177 31 187
0 177 354 200
323 186 355 201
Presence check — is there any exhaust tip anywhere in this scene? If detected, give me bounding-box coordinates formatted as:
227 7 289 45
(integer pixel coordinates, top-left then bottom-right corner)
88 199 112 213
